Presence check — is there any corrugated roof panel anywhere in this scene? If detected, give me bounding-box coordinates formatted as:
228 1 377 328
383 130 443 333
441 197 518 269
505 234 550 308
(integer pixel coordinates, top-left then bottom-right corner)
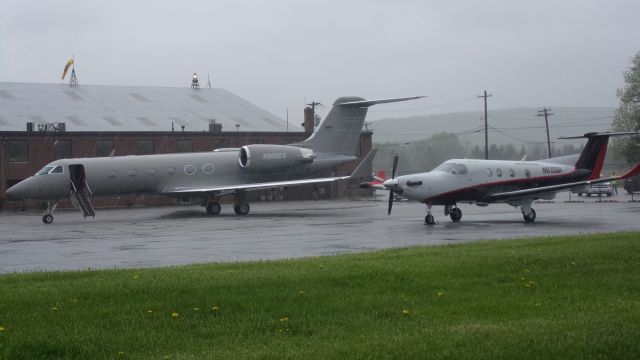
0 114 13 125
102 116 123 126
0 82 301 132
66 115 88 126
0 90 15 100
64 91 84 101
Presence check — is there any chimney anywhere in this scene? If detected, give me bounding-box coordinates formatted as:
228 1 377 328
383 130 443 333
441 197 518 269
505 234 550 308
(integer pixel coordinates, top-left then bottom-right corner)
303 106 314 135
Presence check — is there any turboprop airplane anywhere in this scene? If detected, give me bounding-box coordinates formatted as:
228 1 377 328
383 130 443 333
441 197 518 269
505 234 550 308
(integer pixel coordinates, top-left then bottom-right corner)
6 96 423 224
377 131 640 224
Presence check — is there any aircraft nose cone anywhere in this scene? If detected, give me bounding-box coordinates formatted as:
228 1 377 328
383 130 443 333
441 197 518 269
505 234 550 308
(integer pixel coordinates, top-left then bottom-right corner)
383 178 398 189
6 179 30 199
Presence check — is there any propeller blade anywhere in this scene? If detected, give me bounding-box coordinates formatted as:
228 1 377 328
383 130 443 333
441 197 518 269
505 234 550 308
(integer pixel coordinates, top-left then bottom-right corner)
387 190 394 215
391 154 399 179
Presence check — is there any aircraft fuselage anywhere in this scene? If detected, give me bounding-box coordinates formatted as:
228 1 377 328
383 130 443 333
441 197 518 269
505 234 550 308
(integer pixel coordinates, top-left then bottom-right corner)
391 158 586 205
8 150 356 201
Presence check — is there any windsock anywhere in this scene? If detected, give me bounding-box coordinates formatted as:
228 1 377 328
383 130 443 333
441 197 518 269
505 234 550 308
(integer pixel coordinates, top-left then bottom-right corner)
61 58 74 80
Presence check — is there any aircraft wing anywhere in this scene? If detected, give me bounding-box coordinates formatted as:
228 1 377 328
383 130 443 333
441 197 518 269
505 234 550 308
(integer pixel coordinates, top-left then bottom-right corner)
488 163 640 202
165 176 351 195
163 148 378 195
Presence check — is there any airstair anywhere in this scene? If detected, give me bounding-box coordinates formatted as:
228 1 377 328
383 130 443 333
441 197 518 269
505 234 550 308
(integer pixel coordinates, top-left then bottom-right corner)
71 180 95 218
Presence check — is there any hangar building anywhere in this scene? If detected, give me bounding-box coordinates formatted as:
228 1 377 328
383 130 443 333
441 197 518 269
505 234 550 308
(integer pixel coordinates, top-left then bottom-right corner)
0 82 372 211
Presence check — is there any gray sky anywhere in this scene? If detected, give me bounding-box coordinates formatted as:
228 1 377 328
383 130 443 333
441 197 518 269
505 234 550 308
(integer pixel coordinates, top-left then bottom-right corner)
1 0 638 121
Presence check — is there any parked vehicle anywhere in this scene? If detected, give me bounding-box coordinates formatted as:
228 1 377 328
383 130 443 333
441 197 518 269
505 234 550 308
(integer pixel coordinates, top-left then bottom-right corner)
624 176 640 194
577 182 613 197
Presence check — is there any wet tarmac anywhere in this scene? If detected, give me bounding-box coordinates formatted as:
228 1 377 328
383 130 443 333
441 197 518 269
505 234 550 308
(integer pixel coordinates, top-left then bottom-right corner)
1 192 639 273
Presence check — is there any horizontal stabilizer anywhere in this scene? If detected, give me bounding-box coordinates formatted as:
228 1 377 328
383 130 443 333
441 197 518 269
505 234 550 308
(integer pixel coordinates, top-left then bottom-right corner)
558 130 640 139
337 96 425 107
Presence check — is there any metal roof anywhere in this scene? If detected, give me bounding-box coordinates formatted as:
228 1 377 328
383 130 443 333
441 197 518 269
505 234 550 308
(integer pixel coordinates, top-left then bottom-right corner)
0 82 299 132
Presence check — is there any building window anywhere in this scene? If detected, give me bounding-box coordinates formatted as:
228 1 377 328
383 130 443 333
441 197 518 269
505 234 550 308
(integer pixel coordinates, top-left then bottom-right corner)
54 140 72 160
9 140 28 162
176 139 193 153
136 139 154 155
96 140 114 157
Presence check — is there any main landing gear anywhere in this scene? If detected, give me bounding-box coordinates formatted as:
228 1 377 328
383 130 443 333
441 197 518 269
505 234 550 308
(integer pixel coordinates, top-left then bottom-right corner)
205 202 221 215
204 190 251 216
42 201 58 224
520 200 536 223
444 204 462 223
522 208 536 223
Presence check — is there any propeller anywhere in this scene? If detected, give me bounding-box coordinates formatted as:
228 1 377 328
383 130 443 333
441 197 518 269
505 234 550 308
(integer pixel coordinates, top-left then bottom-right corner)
387 153 399 215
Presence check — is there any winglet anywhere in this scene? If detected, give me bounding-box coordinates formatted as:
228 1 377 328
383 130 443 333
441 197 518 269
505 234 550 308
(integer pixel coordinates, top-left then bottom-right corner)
349 148 378 180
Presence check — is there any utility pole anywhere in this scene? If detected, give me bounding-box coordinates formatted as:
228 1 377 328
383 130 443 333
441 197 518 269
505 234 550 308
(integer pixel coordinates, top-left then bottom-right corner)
477 90 492 159
537 107 554 158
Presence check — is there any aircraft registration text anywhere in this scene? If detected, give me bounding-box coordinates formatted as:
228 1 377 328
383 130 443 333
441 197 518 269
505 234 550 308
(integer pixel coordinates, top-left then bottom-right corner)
263 152 287 160
542 166 563 174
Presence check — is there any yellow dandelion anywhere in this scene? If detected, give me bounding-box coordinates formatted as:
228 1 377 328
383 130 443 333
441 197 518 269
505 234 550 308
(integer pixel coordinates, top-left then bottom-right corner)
570 261 577 266
437 291 444 296
147 310 153 314
171 312 179 318
164 356 170 360
0 326 5 332
299 290 305 295
529 281 536 286
525 284 531 288
402 309 410 316
524 269 530 273
52 306 59 311
212 306 219 311
118 351 125 356
279 316 289 322
521 277 526 281
193 307 200 311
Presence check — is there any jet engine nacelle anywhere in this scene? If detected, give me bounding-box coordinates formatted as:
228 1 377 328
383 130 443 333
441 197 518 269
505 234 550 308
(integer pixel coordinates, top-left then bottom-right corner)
239 145 315 171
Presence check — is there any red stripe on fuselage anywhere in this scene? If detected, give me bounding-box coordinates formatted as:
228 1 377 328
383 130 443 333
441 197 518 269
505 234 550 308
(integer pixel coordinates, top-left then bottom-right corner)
422 169 582 204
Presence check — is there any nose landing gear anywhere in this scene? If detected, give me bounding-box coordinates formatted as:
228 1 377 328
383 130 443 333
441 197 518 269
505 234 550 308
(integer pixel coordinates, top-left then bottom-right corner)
425 204 435 225
42 201 58 224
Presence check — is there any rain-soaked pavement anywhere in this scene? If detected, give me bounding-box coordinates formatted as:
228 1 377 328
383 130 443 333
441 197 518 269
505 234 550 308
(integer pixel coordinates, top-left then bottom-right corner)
1 192 639 273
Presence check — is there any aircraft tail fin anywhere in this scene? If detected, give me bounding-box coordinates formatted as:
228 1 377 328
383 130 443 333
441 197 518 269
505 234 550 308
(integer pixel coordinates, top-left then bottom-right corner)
292 96 423 156
560 131 640 180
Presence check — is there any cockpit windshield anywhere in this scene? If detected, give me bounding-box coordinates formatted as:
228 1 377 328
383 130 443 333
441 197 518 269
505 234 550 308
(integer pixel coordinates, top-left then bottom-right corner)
35 165 63 175
435 162 468 175
435 162 455 172
36 166 54 175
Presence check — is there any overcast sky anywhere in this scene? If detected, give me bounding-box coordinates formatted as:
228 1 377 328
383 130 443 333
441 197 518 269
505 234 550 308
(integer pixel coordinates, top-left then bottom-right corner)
1 0 638 121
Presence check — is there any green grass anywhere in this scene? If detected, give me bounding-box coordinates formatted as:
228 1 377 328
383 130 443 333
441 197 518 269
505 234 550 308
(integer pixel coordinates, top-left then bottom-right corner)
1 232 640 359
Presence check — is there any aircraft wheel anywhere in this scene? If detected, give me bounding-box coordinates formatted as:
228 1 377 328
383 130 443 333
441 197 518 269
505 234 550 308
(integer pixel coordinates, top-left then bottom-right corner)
42 214 54 224
523 209 536 223
425 214 435 225
206 202 221 215
234 203 250 215
449 208 462 222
